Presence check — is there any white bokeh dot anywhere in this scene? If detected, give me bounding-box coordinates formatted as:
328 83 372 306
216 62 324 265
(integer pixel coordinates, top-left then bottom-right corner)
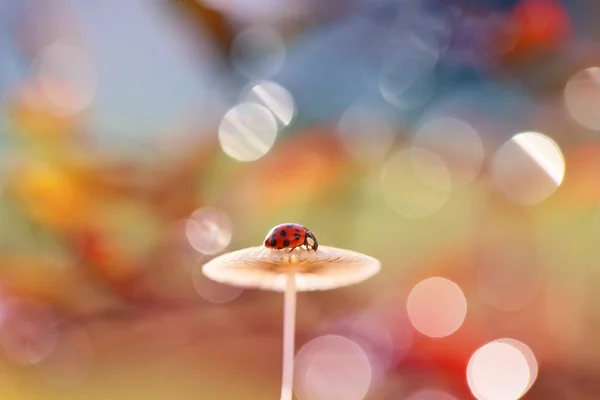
406 277 467 338
564 67 600 131
467 339 536 400
243 80 295 127
218 102 278 162
295 335 372 400
185 207 233 255
492 132 565 205
496 338 539 394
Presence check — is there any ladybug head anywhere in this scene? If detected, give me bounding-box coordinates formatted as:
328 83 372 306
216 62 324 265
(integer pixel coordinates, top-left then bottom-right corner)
305 230 318 251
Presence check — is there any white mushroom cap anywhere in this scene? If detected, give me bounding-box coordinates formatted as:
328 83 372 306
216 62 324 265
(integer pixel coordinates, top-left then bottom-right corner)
201 245 381 292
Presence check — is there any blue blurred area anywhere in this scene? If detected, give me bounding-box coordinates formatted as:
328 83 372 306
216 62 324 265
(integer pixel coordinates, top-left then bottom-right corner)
274 0 536 133
0 0 585 142
70 0 229 142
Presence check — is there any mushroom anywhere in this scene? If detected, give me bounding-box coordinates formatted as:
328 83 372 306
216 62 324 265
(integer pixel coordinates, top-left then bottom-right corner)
202 238 381 400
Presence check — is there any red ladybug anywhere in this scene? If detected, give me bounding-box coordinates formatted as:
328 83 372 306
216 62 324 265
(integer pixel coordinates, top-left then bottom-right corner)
264 223 319 252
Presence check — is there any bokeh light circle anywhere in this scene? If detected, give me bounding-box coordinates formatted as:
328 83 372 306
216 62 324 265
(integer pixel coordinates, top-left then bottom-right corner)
376 32 441 110
406 277 467 338
467 339 536 400
380 72 436 111
497 338 539 393
412 117 484 185
564 67 600 130
185 207 233 255
405 388 457 400
218 102 278 162
295 335 372 400
492 132 565 205
231 25 286 78
381 147 452 218
244 80 295 127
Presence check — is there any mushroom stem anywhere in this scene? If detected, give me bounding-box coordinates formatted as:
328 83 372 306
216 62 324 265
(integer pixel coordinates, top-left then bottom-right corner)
280 271 297 400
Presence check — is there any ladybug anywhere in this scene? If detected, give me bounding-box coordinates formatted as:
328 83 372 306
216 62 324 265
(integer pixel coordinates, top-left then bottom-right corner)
264 223 319 252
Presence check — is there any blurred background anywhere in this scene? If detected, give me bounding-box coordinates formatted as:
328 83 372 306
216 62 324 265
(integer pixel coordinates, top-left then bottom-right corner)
0 0 599 399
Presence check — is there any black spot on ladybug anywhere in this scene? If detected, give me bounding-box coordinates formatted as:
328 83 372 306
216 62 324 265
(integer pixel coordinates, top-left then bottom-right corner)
295 229 301 233
282 239 290 247
269 239 277 247
294 234 301 240
286 224 293 228
271 233 277 239
280 230 287 237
